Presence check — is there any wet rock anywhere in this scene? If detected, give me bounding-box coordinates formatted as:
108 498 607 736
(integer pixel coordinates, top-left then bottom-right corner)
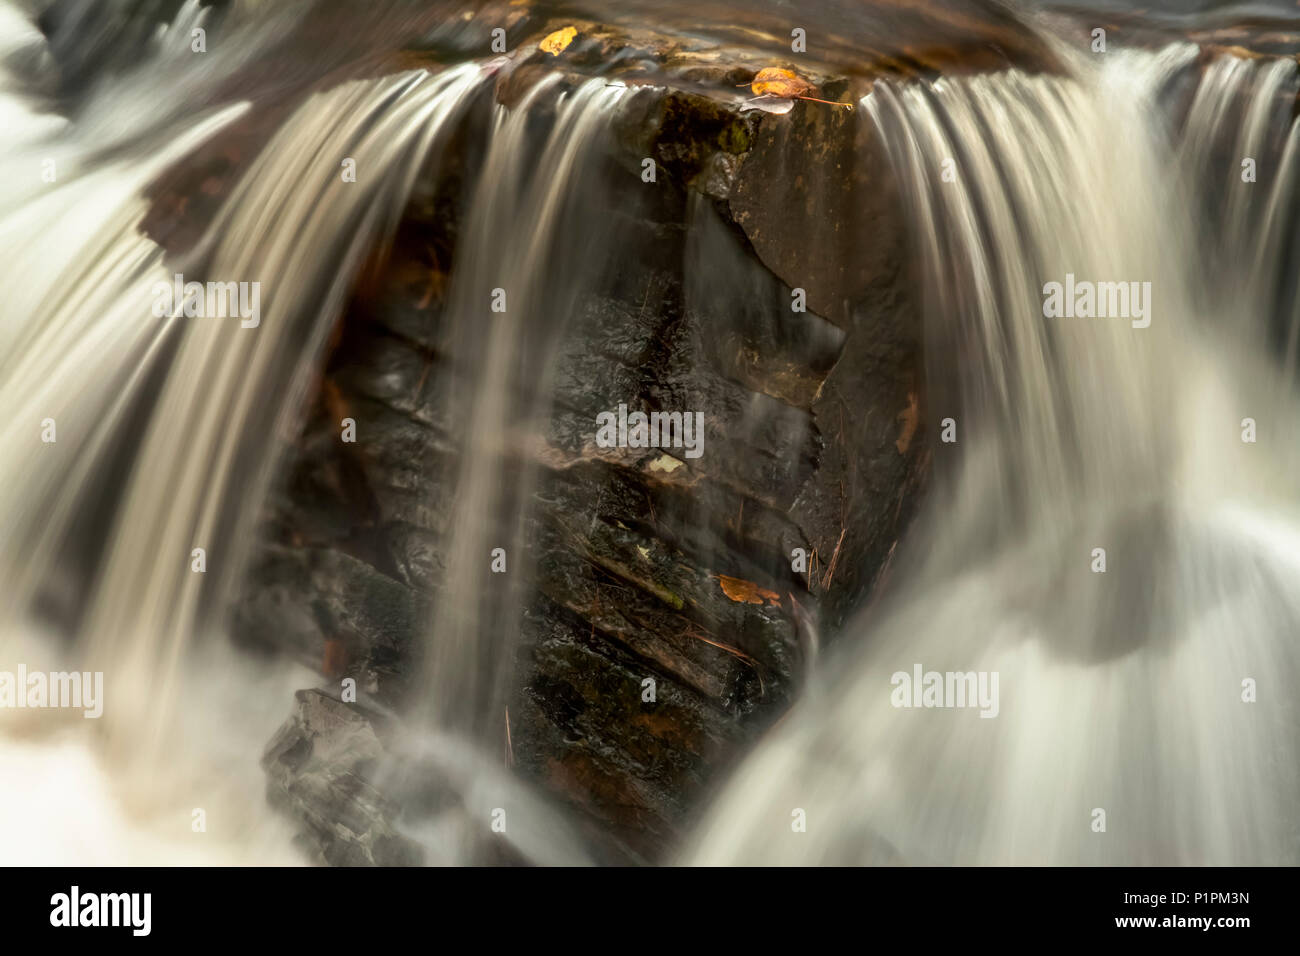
651 90 761 194
729 90 897 327
262 689 423 866
231 20 933 866
235 544 428 705
509 594 752 861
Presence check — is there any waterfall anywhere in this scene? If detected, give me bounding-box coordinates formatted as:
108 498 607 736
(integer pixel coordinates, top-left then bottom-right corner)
0 0 630 864
419 75 629 737
688 45 1300 865
73 65 493 768
1180 53 1300 354
388 76 632 865
0 0 495 859
4 0 1300 869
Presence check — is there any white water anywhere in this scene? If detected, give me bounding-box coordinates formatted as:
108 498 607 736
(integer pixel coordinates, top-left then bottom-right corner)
688 45 1300 865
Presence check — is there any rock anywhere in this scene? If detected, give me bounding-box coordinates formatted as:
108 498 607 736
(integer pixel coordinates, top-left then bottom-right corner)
209 12 970 865
509 594 753 861
231 55 928 862
235 544 429 705
729 86 892 327
262 689 424 866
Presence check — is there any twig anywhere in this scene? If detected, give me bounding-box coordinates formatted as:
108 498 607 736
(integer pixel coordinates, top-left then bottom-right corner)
820 526 847 591
681 625 765 697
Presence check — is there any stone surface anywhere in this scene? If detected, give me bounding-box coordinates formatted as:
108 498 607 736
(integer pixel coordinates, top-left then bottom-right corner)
262 689 424 866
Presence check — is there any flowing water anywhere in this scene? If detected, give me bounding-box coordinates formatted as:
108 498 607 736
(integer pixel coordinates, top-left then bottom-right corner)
0 0 507 862
688 42 1300 865
419 74 628 737
2 0 1299 866
0 0 631 866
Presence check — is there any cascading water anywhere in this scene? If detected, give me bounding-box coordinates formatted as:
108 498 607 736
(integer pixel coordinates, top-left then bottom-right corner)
0 0 635 866
1181 52 1300 379
420 75 629 737
3 0 1300 869
0 1 517 862
688 44 1300 865
386 75 634 866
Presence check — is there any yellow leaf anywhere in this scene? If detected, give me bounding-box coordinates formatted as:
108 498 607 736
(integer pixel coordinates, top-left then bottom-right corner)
540 26 577 56
718 574 782 607
750 67 816 99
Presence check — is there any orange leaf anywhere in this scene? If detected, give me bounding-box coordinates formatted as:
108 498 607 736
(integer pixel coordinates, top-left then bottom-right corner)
750 67 816 99
718 574 782 607
540 26 577 56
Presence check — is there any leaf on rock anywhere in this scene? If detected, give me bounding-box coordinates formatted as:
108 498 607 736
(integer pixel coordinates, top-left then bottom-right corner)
540 26 577 56
718 574 782 607
750 67 816 98
322 640 347 678
745 67 852 109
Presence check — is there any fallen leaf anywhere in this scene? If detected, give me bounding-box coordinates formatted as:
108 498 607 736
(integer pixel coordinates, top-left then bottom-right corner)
648 453 683 473
896 390 918 454
540 26 577 56
718 574 782 607
323 640 347 678
745 67 852 109
750 67 816 99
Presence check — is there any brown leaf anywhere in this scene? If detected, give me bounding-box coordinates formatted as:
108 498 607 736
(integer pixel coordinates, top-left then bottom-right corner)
718 573 782 607
323 640 348 678
540 26 577 56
